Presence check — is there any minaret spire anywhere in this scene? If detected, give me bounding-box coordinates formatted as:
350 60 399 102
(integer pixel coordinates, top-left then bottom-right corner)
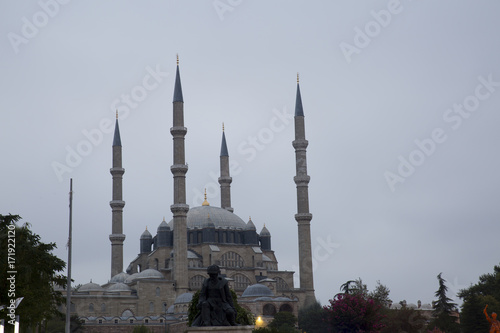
219 123 233 212
170 56 189 293
292 76 315 307
109 111 126 278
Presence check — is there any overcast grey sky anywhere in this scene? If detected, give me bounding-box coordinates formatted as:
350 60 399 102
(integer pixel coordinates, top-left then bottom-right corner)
1 1 500 307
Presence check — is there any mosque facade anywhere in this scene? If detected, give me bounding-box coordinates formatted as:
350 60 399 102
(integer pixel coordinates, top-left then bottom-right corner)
68 59 316 329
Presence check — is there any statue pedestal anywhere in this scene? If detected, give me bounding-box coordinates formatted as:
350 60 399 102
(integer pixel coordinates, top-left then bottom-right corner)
186 326 254 333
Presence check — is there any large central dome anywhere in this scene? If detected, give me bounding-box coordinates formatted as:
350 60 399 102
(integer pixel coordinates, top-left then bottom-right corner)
169 206 247 229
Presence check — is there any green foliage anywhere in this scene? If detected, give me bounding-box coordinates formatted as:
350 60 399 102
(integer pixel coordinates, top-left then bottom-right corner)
298 301 328 333
187 288 255 326
0 214 67 330
427 273 460 333
268 311 297 331
132 324 152 333
43 314 84 333
380 307 427 333
459 264 500 333
369 281 392 308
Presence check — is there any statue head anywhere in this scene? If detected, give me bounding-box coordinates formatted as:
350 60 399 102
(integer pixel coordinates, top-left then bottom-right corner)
207 265 220 280
493 312 497 320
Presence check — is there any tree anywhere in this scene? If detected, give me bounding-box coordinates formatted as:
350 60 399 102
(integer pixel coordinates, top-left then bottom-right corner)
380 307 427 333
459 264 500 333
427 273 460 333
132 325 152 333
324 292 385 332
369 281 392 308
298 301 329 333
268 311 297 332
0 214 67 331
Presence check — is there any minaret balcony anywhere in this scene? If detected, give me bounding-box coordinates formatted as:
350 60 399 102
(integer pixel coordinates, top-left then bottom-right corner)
170 126 187 136
295 213 313 223
170 164 188 175
109 200 125 208
292 139 308 149
109 167 125 175
294 175 310 184
109 233 126 243
218 176 232 184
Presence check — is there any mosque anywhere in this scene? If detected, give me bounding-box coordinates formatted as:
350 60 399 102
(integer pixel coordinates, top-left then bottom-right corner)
68 58 316 330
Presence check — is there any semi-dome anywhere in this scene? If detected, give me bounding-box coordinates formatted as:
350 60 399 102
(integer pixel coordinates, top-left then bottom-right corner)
110 272 130 284
174 292 193 304
136 269 164 279
79 281 104 292
242 284 274 297
107 283 131 292
169 206 247 229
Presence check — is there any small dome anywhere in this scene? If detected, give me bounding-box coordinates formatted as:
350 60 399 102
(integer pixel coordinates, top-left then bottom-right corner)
157 219 170 232
110 272 130 284
167 305 175 314
136 269 164 279
407 303 417 309
79 281 104 292
107 283 131 292
246 218 256 230
187 250 201 259
124 272 141 284
260 225 270 236
242 284 273 297
421 303 432 310
141 228 152 239
174 292 193 304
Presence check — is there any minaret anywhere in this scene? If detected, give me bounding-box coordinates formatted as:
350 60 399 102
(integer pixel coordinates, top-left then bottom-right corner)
293 74 316 306
219 123 233 212
109 111 126 278
170 55 189 293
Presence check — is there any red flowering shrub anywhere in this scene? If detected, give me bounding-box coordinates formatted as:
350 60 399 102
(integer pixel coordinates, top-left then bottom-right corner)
324 293 385 332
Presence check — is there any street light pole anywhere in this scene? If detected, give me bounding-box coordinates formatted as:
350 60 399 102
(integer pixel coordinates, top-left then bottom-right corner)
65 179 73 333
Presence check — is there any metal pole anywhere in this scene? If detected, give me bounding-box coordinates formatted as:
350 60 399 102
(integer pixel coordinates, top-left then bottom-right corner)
65 179 73 333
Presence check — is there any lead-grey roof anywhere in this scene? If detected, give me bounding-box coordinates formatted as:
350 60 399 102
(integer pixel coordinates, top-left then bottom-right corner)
174 292 193 304
220 131 229 157
113 119 122 146
241 284 274 297
169 206 247 229
110 272 130 283
173 65 183 102
295 83 304 117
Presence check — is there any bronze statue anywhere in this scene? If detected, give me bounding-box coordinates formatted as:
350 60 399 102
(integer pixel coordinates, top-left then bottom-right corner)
192 265 237 326
484 305 500 333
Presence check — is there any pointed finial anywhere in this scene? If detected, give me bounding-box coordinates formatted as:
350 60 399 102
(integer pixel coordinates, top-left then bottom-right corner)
176 54 179 65
202 188 210 206
249 216 252 221
222 122 225 132
146 226 148 231
297 73 299 84
116 110 118 119
163 216 165 222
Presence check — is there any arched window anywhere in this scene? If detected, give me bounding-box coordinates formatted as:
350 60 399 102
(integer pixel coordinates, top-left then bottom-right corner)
274 277 289 291
189 275 205 290
156 287 160 296
137 264 142 272
155 258 159 270
89 303 94 312
279 303 293 312
232 273 250 291
101 303 106 312
149 302 154 313
263 303 277 316
220 251 244 268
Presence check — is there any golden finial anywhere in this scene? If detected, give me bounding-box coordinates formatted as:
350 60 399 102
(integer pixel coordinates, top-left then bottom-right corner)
264 223 266 228
116 110 118 119
249 216 252 221
222 122 225 132
162 216 165 222
297 73 299 83
202 188 210 206
176 54 179 65
146 226 148 230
